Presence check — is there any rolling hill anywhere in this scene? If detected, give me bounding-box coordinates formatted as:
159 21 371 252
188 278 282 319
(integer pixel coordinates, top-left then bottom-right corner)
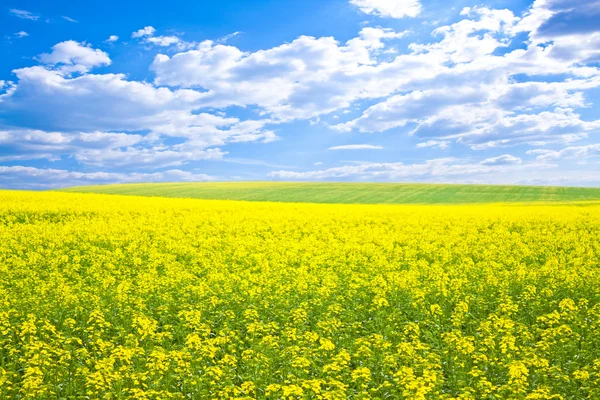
61 182 600 204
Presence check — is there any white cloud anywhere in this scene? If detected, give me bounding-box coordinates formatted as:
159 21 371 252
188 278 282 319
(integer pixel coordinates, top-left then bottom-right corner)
9 9 39 20
150 2 600 146
350 0 422 19
458 108 600 150
268 157 551 182
217 31 242 43
0 166 214 190
0 80 16 102
480 154 522 166
267 156 600 186
146 36 182 47
531 143 600 162
330 2 600 149
132 26 156 38
105 35 119 43
131 26 192 49
0 127 257 170
0 129 142 162
37 41 111 74
151 27 409 121
1 40 277 171
509 0 600 69
526 149 554 156
410 7 519 63
329 144 383 150
73 146 226 168
346 27 408 51
334 88 486 133
416 140 450 149
4 65 273 141
6 66 204 131
14 31 29 38
62 16 77 23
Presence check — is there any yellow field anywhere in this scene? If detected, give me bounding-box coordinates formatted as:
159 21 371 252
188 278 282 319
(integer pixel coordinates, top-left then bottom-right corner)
1 191 599 399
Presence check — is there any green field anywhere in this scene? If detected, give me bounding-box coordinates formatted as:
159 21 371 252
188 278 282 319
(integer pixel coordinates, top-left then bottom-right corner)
61 182 600 204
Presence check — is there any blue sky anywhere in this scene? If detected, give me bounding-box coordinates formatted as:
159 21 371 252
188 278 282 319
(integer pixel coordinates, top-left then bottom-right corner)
1 0 599 188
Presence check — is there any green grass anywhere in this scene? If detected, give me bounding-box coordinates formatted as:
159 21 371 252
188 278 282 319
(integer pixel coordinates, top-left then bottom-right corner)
60 182 600 204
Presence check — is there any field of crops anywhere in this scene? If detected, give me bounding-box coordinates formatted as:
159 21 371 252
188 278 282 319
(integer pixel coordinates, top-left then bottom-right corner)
1 190 600 399
62 182 600 204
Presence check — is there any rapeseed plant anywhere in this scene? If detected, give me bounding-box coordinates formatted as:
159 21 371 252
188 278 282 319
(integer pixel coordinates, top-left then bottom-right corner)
0 191 599 398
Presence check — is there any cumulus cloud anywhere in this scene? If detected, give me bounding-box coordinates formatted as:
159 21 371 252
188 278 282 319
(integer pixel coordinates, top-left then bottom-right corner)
14 31 29 38
151 27 409 120
531 143 600 162
526 0 600 39
4 67 205 131
0 80 16 102
458 108 600 150
0 39 277 172
330 4 600 148
3 66 274 139
350 0 422 19
37 41 111 74
329 144 383 150
0 78 271 166
132 26 156 38
148 3 600 151
511 0 600 66
130 26 192 49
146 36 182 47
105 35 119 43
0 37 278 174
334 88 487 133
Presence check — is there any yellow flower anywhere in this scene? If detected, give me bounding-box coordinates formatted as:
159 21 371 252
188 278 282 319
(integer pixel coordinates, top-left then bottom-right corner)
0 190 598 399
351 367 371 382
572 370 589 381
319 338 336 351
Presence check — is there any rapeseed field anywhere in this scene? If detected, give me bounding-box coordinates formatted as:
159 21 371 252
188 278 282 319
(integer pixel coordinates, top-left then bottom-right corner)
1 191 599 399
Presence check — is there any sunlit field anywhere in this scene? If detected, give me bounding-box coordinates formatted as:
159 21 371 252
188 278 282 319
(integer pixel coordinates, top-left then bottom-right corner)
1 190 599 399
62 182 600 204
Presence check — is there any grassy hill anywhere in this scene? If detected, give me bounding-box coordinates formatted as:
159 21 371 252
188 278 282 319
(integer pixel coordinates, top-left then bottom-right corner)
60 182 600 204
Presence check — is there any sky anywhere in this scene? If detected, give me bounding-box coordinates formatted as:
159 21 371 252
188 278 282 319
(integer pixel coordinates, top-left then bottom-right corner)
0 0 599 189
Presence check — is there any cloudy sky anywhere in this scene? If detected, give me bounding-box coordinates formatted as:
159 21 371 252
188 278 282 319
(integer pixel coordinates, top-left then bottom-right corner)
1 0 599 189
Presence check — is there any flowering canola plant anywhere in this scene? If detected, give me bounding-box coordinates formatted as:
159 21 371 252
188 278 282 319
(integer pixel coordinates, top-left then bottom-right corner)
0 191 599 399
